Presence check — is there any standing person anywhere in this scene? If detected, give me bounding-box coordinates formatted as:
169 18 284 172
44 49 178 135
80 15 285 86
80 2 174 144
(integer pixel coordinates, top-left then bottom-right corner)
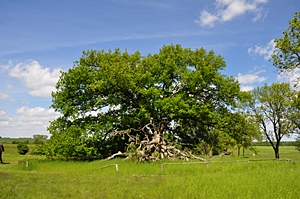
0 144 4 163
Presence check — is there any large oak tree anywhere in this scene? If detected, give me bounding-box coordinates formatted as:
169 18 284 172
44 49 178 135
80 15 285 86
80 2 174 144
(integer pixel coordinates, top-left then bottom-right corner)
47 44 240 159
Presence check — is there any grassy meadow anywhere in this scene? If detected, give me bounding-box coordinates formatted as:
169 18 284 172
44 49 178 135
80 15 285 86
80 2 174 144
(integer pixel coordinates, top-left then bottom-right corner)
0 143 300 199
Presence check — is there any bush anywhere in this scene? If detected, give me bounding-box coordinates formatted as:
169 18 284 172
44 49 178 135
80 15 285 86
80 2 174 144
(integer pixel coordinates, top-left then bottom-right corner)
17 143 29 155
194 140 211 157
33 138 44 145
30 143 46 155
23 140 30 144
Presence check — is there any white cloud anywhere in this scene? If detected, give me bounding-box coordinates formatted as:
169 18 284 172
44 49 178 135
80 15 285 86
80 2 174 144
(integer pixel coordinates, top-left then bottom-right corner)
240 85 255 91
0 60 12 73
9 60 61 98
196 0 268 27
0 110 8 122
0 93 9 100
195 10 219 27
0 93 14 102
0 106 60 138
236 70 267 84
236 68 267 91
248 39 275 60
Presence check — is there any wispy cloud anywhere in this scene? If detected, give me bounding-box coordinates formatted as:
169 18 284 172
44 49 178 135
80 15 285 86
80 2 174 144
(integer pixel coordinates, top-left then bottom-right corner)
9 60 61 98
6 84 13 90
236 70 267 84
0 31 214 57
0 60 13 73
196 10 219 28
195 0 268 27
248 39 275 60
0 93 9 100
0 110 8 122
236 67 267 91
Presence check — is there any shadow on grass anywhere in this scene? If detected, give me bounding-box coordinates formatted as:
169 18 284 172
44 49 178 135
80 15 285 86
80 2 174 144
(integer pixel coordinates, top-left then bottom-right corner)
0 162 10 164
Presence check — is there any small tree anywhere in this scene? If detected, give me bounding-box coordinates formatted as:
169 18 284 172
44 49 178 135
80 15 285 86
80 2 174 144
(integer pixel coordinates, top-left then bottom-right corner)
194 140 211 157
17 142 29 155
33 134 48 144
242 82 298 159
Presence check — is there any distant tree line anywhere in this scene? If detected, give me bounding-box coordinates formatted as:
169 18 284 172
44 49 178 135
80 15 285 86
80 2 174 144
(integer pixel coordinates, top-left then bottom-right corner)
252 141 296 147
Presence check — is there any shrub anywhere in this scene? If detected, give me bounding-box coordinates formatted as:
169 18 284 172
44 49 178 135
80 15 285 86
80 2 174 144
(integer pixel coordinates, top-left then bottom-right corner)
30 143 46 155
33 138 44 145
17 143 29 155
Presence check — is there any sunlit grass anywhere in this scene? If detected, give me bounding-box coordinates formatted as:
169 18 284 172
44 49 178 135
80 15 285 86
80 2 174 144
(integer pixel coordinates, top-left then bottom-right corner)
0 145 300 198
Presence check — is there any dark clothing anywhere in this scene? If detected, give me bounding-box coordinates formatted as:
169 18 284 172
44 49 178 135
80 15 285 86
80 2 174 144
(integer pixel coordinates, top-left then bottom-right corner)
0 145 4 163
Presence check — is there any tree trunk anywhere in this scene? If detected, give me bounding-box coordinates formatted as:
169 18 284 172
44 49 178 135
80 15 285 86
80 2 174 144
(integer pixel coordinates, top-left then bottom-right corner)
242 147 245 157
274 146 280 159
237 147 240 157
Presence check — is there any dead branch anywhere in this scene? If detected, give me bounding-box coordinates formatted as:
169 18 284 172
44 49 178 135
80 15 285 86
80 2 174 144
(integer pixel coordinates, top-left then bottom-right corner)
112 119 206 162
104 151 124 161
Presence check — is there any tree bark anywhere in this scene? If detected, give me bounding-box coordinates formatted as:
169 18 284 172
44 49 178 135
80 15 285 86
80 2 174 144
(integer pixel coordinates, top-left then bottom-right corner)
274 146 280 159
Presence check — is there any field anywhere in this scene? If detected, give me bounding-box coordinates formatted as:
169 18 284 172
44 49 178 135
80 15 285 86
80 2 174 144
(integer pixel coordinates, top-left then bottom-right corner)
0 144 300 199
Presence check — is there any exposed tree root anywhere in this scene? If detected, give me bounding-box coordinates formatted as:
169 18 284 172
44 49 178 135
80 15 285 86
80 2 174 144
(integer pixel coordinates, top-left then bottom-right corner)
112 119 205 162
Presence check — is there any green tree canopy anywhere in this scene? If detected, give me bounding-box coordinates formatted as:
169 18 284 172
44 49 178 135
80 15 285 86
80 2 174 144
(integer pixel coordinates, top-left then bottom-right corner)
47 44 240 159
272 11 300 81
241 82 298 159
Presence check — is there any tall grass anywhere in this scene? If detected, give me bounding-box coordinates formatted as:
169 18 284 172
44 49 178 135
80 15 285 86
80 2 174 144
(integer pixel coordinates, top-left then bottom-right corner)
0 145 299 198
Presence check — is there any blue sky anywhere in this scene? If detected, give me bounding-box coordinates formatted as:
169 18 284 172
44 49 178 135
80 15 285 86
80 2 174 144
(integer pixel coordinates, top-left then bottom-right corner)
0 0 299 138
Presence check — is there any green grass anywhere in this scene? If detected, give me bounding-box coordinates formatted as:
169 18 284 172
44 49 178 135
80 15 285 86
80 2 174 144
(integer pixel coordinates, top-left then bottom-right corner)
0 146 300 199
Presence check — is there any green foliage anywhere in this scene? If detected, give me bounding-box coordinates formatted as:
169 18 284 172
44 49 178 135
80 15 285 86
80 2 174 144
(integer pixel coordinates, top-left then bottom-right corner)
11 140 20 144
23 140 29 144
242 82 298 158
30 144 47 155
30 134 48 155
272 11 300 78
194 140 211 156
48 44 241 159
33 134 48 144
17 142 29 155
46 125 98 159
33 139 44 145
33 134 48 140
219 111 261 156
